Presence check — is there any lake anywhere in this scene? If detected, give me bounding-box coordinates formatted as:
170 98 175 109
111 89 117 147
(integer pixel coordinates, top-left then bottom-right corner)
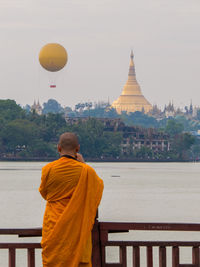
0 161 200 266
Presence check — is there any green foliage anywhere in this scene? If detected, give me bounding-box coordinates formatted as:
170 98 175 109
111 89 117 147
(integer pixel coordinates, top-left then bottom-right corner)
28 141 57 157
0 99 25 122
70 118 123 158
196 109 200 120
164 120 195 159
134 147 153 159
40 113 67 142
1 119 38 153
43 99 64 114
0 99 198 161
170 133 195 159
190 138 200 160
81 107 119 118
165 119 184 136
121 111 159 128
158 116 200 133
0 100 123 159
0 100 67 158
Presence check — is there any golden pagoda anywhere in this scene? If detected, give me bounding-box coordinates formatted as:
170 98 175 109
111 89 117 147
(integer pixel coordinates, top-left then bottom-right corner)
112 51 152 114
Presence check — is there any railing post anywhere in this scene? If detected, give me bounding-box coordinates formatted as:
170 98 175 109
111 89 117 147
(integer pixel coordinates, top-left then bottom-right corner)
27 248 35 267
92 216 101 267
159 246 166 267
9 248 16 267
172 246 179 267
133 246 140 267
101 245 106 267
147 246 153 267
192 246 199 267
120 246 127 267
100 230 108 267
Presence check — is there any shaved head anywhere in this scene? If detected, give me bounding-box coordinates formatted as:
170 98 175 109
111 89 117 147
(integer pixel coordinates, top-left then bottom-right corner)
58 132 79 151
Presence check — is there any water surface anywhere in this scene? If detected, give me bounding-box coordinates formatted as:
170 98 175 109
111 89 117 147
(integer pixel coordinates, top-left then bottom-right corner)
0 162 200 266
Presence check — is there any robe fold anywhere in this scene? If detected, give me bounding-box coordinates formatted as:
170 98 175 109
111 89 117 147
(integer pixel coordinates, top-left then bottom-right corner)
39 157 104 267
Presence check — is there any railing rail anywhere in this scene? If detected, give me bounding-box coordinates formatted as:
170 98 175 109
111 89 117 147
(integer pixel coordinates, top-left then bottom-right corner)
1 222 200 267
0 228 42 237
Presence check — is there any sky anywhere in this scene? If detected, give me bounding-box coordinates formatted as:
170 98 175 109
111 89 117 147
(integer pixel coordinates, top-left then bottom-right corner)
0 0 200 109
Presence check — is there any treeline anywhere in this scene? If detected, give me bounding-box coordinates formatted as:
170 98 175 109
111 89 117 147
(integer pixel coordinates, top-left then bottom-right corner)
0 99 198 161
27 98 200 131
0 100 122 159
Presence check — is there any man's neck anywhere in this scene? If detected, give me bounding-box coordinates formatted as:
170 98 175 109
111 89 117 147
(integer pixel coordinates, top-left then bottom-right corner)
60 151 76 158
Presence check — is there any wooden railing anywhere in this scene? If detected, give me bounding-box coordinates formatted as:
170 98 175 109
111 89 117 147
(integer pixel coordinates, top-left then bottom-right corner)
1 222 200 267
92 222 200 267
0 228 41 267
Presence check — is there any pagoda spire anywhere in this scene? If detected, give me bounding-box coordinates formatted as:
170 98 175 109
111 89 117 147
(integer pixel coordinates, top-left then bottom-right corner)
111 50 152 114
130 50 134 59
128 50 136 77
121 50 140 95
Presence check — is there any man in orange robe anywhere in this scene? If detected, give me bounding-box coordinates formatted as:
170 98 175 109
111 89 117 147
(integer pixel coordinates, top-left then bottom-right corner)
39 132 104 267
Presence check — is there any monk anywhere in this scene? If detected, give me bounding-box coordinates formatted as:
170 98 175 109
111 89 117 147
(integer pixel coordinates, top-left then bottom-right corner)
39 132 104 267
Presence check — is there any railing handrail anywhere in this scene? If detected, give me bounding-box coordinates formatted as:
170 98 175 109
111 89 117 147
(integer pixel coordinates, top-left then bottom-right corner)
100 222 200 231
1 222 200 237
0 228 42 237
103 241 200 246
0 243 41 249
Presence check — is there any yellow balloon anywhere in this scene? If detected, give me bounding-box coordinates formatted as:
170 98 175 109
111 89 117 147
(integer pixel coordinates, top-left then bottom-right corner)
39 43 68 72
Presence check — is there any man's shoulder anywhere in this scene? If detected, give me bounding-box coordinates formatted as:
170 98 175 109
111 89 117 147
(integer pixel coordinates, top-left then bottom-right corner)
84 163 97 175
42 159 59 171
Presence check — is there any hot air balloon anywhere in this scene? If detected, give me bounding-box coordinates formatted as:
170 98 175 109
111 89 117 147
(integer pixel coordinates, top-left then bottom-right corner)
39 43 68 88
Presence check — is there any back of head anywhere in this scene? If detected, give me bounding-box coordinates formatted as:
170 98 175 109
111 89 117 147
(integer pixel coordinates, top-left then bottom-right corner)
59 132 79 151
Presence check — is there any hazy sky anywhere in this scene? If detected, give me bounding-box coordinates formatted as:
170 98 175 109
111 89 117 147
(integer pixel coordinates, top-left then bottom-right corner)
0 0 200 109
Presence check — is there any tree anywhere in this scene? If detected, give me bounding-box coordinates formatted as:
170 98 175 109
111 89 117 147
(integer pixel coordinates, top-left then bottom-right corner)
134 147 154 159
23 104 31 113
81 106 119 118
28 141 57 157
172 133 195 159
0 99 25 122
165 119 184 136
196 109 200 120
1 119 38 154
39 113 67 142
100 131 122 157
43 99 64 114
121 111 158 128
69 118 123 158
191 138 200 160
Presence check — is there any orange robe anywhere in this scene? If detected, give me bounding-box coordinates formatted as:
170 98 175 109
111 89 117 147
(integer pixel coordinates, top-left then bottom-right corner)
39 157 104 267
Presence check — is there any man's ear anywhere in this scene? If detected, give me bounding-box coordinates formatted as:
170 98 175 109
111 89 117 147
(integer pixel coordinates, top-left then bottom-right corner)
57 144 62 153
76 145 80 153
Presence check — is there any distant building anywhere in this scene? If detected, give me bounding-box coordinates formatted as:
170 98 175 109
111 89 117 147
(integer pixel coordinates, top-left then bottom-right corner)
112 51 152 114
66 117 170 154
31 100 42 115
120 126 170 155
148 104 163 120
164 102 175 118
102 119 170 154
192 106 198 118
